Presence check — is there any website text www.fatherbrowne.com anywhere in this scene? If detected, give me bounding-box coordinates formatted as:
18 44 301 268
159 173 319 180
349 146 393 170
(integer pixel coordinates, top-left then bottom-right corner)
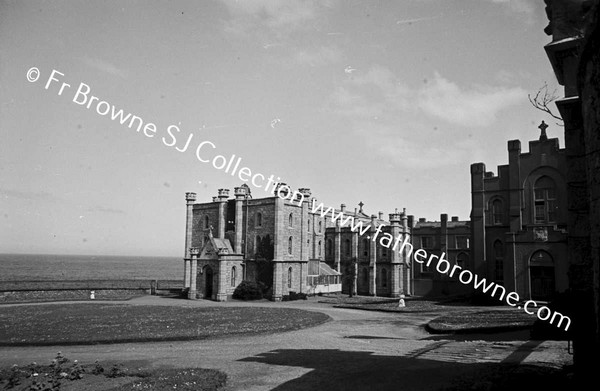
309 200 572 332
30 67 570 331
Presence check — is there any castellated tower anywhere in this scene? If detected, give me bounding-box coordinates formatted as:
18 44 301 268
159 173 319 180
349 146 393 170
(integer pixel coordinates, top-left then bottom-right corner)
183 186 414 301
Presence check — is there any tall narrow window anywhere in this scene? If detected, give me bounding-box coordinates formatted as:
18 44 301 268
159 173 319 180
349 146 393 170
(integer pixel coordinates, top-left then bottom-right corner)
456 236 469 249
308 219 310 232
288 236 293 255
318 240 322 256
289 213 293 227
456 252 469 269
326 239 333 257
231 266 236 287
381 268 388 288
345 239 351 255
204 215 210 229
288 267 292 288
256 212 262 227
494 240 504 283
255 235 261 256
319 221 322 233
421 236 433 249
534 176 557 223
492 199 503 225
362 239 369 256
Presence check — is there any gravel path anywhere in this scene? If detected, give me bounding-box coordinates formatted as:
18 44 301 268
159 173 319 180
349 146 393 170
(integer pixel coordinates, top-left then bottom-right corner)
0 296 572 390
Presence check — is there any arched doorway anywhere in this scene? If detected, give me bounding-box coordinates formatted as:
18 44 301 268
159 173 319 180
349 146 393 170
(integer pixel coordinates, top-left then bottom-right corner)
204 266 213 299
529 250 555 300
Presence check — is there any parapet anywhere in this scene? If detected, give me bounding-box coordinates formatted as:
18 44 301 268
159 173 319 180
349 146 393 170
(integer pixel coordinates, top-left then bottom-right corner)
185 192 197 203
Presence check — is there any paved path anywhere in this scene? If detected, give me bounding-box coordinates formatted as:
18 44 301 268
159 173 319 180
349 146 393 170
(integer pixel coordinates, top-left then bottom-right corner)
0 297 572 390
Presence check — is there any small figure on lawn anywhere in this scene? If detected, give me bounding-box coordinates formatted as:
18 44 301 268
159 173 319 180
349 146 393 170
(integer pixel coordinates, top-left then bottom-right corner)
89 290 95 300
398 291 405 308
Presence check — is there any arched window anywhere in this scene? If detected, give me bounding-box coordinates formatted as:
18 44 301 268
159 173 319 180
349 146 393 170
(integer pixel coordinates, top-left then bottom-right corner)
491 199 503 225
345 239 351 255
256 212 262 227
288 267 293 288
289 213 293 227
530 250 553 265
255 235 261 256
308 219 310 232
318 240 322 256
204 215 210 229
326 239 333 257
318 221 322 233
362 238 369 256
494 240 504 282
534 176 557 223
288 236 293 255
231 266 236 287
381 268 387 288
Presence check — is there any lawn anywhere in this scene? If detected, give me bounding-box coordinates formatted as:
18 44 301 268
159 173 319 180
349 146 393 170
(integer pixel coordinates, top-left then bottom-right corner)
318 295 474 313
427 310 536 333
0 352 227 391
0 304 330 346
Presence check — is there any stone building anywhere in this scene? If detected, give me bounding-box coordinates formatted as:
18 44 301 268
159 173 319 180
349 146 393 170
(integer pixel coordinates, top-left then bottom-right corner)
470 124 569 301
323 205 412 297
183 184 412 301
542 0 600 376
412 214 471 297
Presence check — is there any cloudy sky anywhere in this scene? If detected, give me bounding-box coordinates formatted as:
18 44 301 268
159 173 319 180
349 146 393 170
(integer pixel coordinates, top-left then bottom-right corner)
1 0 561 256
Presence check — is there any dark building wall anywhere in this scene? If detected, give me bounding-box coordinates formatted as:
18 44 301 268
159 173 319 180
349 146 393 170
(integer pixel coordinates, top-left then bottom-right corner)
412 214 471 297
471 129 569 300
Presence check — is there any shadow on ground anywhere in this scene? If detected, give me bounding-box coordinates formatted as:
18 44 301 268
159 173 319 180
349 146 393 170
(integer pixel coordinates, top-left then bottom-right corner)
423 329 532 342
238 348 571 391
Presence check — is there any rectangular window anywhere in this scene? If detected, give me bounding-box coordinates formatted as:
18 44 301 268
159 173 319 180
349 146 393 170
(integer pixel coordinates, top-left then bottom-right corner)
547 200 556 222
456 236 469 249
535 203 545 223
421 236 433 249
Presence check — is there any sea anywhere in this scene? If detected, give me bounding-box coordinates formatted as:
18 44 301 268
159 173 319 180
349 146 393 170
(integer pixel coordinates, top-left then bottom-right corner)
0 253 182 281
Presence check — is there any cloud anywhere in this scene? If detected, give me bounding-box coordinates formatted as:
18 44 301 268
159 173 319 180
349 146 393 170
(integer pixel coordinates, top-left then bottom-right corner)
0 188 62 201
220 0 332 35
219 0 341 66
87 205 126 215
486 0 537 19
418 72 526 127
292 45 342 66
81 57 127 78
357 124 469 169
326 65 526 168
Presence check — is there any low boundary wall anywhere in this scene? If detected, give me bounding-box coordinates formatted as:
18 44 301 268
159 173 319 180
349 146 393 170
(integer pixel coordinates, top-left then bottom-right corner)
0 279 183 303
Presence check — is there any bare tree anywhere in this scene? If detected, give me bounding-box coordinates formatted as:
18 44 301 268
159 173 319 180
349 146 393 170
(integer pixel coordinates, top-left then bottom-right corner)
528 82 563 126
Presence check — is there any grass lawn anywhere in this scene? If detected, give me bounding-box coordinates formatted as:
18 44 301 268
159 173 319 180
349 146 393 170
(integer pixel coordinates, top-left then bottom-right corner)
0 353 227 391
0 304 330 346
318 295 473 313
427 310 536 333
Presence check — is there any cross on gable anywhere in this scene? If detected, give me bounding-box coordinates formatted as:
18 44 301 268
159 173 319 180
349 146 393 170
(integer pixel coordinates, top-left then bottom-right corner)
358 201 364 212
538 120 548 141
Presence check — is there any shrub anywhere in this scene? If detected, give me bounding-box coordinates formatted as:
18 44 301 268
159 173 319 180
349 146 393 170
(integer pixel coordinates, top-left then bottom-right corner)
232 281 263 301
282 291 308 301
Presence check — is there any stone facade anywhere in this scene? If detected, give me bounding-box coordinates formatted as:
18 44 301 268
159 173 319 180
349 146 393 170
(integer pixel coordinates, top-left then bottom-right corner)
543 0 600 376
183 185 411 301
470 126 569 301
412 214 471 297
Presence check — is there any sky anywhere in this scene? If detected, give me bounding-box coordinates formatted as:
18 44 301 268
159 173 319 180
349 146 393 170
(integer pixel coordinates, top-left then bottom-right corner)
0 0 563 257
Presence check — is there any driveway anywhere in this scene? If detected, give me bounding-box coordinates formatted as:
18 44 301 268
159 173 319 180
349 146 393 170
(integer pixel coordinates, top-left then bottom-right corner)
0 296 572 390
